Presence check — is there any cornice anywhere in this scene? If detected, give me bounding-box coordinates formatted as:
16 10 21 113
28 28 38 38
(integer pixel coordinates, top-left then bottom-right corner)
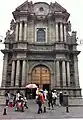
54 12 70 21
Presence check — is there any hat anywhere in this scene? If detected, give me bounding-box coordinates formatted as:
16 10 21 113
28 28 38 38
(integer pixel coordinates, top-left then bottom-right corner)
54 90 56 92
60 91 62 93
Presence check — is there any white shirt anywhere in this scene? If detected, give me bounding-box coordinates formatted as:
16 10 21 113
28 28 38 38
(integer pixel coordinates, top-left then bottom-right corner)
52 92 57 98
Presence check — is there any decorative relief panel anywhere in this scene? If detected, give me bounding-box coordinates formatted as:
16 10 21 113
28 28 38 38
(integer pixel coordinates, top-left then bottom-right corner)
34 3 49 15
28 45 53 51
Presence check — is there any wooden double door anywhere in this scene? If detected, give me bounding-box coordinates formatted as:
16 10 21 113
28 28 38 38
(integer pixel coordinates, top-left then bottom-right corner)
31 65 50 90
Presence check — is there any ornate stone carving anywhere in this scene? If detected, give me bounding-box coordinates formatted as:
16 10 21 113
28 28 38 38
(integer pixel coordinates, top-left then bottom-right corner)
10 19 16 31
5 30 10 41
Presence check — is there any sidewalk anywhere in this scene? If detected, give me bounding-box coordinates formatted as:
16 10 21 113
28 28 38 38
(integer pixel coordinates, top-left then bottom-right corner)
0 100 83 119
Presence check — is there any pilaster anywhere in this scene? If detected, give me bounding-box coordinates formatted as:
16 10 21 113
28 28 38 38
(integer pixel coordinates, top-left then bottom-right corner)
1 54 8 87
24 22 27 41
19 22 23 41
22 60 26 86
15 60 20 86
60 23 63 42
74 56 79 87
62 61 66 87
11 60 15 86
56 61 60 87
64 24 66 42
67 61 70 86
15 22 19 41
56 23 59 42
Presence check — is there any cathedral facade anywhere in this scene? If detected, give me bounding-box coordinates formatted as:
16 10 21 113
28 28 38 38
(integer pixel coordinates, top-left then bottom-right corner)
0 1 81 98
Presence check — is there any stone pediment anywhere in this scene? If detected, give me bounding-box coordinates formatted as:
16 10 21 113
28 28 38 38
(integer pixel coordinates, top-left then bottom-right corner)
13 0 69 20
16 0 29 11
14 1 68 13
51 1 66 12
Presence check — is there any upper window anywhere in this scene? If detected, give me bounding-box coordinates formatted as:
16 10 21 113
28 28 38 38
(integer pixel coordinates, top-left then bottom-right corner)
37 29 45 42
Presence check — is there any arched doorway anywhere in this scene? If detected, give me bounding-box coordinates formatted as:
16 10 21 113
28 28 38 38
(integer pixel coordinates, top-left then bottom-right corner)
31 65 50 91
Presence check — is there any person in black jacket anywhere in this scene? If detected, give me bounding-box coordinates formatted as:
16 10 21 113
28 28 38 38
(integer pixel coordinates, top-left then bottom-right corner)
47 90 54 109
59 91 63 106
36 94 42 114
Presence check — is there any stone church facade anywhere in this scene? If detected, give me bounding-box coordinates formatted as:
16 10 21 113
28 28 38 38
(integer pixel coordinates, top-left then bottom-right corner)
0 1 81 98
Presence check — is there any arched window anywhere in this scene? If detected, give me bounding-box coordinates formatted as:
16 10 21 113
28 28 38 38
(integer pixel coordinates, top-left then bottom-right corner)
37 29 45 42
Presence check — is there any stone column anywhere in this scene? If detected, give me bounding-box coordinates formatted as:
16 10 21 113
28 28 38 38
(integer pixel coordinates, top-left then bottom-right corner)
74 56 79 86
22 60 26 86
64 24 67 42
19 22 23 41
53 60 56 87
56 61 60 87
26 59 29 85
62 61 66 87
24 22 27 41
1 54 8 87
56 22 59 42
15 60 20 86
60 23 63 42
67 61 70 86
15 22 19 41
11 60 15 86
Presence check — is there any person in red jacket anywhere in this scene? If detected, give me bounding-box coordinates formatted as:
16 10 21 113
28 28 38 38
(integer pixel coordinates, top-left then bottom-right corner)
39 90 46 112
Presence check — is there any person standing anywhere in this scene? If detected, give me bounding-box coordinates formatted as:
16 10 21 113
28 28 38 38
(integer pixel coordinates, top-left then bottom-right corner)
59 91 63 106
39 90 46 113
24 97 28 109
36 94 42 114
16 91 21 101
5 91 10 106
52 90 57 105
47 90 54 109
44 89 48 101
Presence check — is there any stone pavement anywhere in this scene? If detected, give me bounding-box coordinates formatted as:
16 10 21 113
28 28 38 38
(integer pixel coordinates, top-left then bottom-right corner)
0 100 83 119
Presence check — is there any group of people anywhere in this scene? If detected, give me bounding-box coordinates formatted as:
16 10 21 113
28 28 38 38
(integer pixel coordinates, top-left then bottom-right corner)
35 88 64 114
4 89 64 113
5 91 28 112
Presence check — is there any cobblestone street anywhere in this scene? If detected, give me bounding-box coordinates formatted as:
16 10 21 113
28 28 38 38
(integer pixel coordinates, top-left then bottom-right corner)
0 100 83 119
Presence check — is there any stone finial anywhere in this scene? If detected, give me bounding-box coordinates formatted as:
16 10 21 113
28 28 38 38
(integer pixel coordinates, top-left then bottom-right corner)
5 30 10 41
72 31 77 38
6 30 10 37
67 21 71 32
10 19 16 30
71 31 77 43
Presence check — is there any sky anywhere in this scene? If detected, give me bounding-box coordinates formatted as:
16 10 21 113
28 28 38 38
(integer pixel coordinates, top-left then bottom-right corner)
0 0 83 95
